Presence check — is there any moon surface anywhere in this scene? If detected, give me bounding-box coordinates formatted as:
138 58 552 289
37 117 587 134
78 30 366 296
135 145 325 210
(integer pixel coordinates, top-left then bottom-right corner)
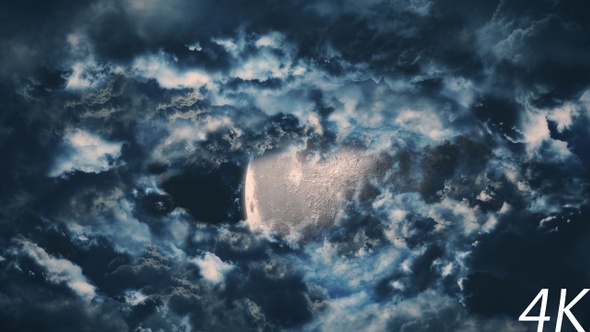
245 147 374 241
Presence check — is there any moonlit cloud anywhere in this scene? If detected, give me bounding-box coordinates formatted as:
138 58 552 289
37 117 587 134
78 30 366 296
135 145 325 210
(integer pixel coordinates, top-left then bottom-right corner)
14 239 96 301
49 129 123 177
190 252 234 284
133 53 211 89
124 289 148 305
64 189 153 255
1 0 589 331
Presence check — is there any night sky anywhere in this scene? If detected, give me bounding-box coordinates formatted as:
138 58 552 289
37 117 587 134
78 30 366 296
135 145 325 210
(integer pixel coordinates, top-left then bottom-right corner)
1 1 590 331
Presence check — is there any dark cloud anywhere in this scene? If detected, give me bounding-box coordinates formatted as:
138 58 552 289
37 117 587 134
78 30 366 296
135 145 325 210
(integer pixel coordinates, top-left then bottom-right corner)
466 206 590 327
1 0 589 331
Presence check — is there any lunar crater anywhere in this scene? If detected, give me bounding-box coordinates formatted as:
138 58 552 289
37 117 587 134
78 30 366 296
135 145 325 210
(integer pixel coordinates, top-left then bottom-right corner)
244 146 377 242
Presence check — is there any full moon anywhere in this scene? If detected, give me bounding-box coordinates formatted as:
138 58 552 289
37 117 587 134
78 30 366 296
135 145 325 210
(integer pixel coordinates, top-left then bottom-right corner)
244 147 374 241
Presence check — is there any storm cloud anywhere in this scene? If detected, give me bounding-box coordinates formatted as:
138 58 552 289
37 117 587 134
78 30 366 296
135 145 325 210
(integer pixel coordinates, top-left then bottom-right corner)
1 0 589 331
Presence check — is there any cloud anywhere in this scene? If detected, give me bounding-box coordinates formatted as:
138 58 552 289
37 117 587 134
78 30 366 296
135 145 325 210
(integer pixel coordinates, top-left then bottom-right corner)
64 189 153 255
132 53 210 89
1 0 590 331
547 102 580 133
12 238 96 301
124 289 149 306
190 252 234 284
306 289 527 332
49 129 123 177
65 61 112 90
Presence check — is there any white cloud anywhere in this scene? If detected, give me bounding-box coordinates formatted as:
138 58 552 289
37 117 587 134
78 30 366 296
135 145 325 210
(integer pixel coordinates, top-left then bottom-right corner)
304 239 402 292
15 239 96 301
395 107 456 141
190 252 234 285
63 32 114 90
186 41 202 51
212 31 302 82
442 76 476 110
65 189 152 255
538 215 557 228
580 89 590 112
305 289 527 332
169 219 189 245
515 106 575 161
232 53 288 81
523 110 549 149
152 115 234 162
124 290 149 306
211 36 241 56
66 62 100 90
547 102 579 133
49 129 123 177
477 189 494 202
254 31 285 48
233 35 298 81
132 53 210 89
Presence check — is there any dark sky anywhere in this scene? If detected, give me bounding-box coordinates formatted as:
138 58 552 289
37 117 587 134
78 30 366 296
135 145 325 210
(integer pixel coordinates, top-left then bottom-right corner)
1 0 590 331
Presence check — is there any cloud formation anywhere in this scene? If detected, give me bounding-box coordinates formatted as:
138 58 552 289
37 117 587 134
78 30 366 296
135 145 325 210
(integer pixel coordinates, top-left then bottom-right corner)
49 129 123 177
1 0 589 331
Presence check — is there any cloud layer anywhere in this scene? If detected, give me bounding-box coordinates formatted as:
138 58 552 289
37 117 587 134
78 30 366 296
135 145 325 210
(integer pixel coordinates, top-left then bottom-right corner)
1 0 590 331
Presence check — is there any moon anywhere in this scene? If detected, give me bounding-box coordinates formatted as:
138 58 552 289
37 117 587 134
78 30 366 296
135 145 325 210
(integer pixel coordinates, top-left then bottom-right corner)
244 147 374 241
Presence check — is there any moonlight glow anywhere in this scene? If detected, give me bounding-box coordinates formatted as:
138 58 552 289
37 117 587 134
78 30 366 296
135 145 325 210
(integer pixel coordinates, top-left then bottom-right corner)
245 147 374 241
